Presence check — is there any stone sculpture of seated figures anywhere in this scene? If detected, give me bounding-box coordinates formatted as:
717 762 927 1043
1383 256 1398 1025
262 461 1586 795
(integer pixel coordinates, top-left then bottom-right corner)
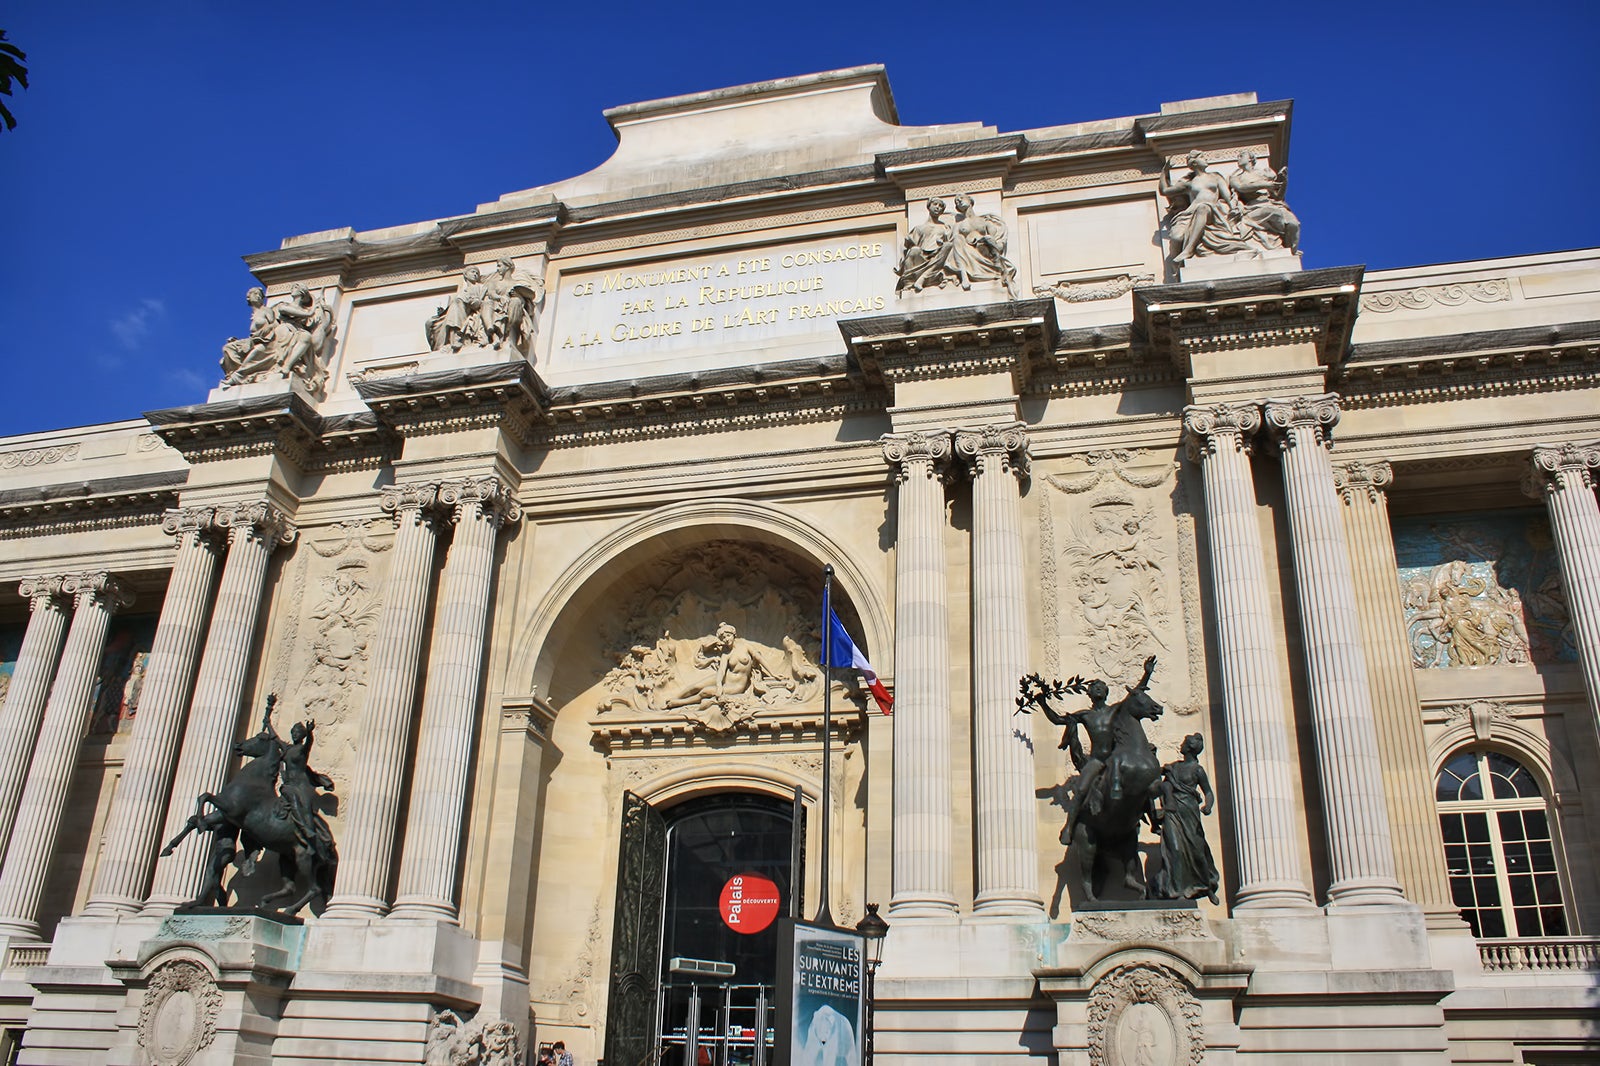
220 285 333 390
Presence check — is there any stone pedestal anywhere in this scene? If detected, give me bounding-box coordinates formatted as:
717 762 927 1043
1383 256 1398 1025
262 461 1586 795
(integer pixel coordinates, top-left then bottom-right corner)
1036 906 1251 1066
103 913 305 1066
1176 249 1301 282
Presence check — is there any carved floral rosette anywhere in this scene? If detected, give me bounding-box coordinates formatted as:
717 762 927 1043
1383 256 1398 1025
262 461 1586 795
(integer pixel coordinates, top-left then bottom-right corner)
136 960 221 1066
1086 963 1204 1066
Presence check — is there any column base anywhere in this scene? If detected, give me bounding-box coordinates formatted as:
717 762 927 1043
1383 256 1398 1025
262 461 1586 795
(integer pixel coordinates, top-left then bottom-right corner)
387 898 461 924
1326 875 1407 907
79 896 144 918
0 918 41 942
887 893 958 919
971 891 1046 917
1231 880 1318 911
320 895 390 921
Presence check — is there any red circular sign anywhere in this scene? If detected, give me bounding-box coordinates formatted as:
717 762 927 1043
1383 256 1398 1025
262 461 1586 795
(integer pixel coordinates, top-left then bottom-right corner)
718 873 781 934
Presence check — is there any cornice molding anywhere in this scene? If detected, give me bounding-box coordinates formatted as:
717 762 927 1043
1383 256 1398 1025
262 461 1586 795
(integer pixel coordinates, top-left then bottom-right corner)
842 298 1059 393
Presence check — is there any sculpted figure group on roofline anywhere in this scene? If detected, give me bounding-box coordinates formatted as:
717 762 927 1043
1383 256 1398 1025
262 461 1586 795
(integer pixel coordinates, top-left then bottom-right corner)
894 192 1020 298
1159 149 1302 264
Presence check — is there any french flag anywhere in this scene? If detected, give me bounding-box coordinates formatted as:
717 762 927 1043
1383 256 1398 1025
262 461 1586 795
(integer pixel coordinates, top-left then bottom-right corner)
823 609 893 715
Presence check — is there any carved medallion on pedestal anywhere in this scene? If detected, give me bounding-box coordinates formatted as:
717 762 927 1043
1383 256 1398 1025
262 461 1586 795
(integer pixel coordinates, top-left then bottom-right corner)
136 960 220 1066
1086 963 1203 1066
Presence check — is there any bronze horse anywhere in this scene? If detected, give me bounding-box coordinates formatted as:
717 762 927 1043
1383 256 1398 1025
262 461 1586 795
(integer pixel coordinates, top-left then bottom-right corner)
1019 658 1166 902
159 696 336 916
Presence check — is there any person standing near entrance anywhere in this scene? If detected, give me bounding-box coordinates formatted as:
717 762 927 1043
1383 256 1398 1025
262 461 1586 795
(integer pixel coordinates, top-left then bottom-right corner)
553 1040 574 1066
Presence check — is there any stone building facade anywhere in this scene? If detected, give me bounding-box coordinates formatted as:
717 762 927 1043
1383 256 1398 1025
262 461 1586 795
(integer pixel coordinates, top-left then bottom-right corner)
0 66 1597 1064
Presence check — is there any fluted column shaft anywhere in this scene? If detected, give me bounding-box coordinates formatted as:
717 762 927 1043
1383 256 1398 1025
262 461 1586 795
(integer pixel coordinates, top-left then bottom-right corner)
1334 461 1459 925
1265 397 1403 906
0 578 70 863
881 432 957 917
1528 443 1600 730
957 424 1042 915
0 573 133 938
1182 404 1314 909
145 502 295 911
325 484 444 919
390 477 519 922
85 509 221 915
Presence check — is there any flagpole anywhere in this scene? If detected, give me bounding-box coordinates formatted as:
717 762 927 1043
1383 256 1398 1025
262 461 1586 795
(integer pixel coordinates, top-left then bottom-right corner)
816 563 834 927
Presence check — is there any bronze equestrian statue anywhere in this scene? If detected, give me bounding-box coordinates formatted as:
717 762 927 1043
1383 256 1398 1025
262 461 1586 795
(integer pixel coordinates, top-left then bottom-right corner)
159 695 338 916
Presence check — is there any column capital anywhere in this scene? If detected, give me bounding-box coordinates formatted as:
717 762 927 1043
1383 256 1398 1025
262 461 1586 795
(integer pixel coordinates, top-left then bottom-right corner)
1525 441 1600 498
1262 393 1341 449
1181 402 1261 459
954 423 1030 480
215 500 298 547
438 475 521 527
17 575 66 609
380 481 443 517
880 430 954 482
161 506 221 551
61 571 135 613
1333 459 1394 505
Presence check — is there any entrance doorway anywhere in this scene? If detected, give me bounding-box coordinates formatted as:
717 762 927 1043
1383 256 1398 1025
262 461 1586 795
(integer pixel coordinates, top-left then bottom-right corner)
604 791 802 1066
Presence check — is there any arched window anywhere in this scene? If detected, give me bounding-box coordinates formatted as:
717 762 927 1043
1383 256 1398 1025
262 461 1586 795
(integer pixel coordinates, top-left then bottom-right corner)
1436 748 1568 938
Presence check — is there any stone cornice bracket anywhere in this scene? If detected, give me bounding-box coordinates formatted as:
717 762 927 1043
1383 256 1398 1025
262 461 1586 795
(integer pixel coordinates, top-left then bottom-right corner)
354 361 549 447
878 134 1025 194
1262 393 1341 451
60 571 135 612
439 200 566 259
214 500 299 548
841 299 1059 395
1332 459 1394 505
881 431 955 484
1132 266 1363 376
17 575 66 608
1180 402 1262 461
954 423 1030 480
1524 441 1600 498
143 391 327 468
438 475 523 527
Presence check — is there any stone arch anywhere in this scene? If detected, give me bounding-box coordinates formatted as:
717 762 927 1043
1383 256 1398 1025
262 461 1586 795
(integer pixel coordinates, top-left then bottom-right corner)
631 759 820 808
1426 712 1578 799
512 497 891 705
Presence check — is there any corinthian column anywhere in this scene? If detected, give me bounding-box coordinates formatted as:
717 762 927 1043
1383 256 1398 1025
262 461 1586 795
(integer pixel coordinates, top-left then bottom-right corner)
145 501 296 912
85 508 221 915
1333 462 1459 926
390 476 519 922
880 431 958 917
324 483 444 919
0 573 134 939
1181 404 1314 909
0 577 70 862
956 424 1042 916
1526 442 1600 730
1264 397 1403 906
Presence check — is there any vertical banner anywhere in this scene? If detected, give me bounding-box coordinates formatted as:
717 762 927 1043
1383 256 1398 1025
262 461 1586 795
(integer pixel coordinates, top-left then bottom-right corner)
774 918 865 1066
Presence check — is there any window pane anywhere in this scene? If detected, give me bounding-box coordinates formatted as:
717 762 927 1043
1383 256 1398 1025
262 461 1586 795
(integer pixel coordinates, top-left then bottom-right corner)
1463 813 1490 843
1498 810 1526 844
1524 809 1549 839
1509 876 1535 907
1440 814 1464 844
1541 907 1568 937
1529 841 1555 871
1437 753 1476 801
1479 909 1506 938
1536 873 1562 904
1451 878 1473 907
1513 907 1541 937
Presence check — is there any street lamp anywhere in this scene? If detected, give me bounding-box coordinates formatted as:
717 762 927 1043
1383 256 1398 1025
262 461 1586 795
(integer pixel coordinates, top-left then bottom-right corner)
856 903 889 1066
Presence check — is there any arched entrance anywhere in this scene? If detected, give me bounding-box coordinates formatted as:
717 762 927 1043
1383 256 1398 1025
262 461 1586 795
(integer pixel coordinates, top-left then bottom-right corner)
606 791 802 1066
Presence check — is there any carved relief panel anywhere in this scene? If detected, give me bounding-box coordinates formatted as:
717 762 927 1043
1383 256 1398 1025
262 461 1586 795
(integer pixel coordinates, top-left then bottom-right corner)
260 519 393 836
1037 450 1207 754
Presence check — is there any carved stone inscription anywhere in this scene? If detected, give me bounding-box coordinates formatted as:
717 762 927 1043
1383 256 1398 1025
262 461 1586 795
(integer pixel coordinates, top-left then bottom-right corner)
548 234 894 368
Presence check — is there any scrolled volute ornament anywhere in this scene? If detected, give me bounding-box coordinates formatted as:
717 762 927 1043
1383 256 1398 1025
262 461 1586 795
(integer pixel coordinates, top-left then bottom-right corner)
379 482 443 522
61 571 135 611
1332 460 1393 505
1526 441 1600 496
955 423 1030 479
1181 403 1261 460
881 430 954 482
214 501 298 547
1262 394 1340 449
17 574 65 606
438 475 522 526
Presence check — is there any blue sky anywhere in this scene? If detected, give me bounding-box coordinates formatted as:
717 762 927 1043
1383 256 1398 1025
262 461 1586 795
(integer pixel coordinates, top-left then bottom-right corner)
2 2 1596 437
